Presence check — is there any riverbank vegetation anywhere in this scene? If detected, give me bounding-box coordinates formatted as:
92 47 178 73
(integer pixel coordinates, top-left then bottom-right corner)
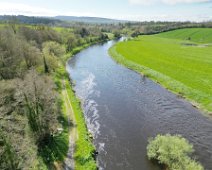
0 22 109 169
147 134 203 170
55 53 99 169
64 76 96 170
109 28 212 114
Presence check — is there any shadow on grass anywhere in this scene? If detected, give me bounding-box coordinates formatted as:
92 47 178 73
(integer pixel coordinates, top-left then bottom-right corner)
38 132 69 166
38 90 74 167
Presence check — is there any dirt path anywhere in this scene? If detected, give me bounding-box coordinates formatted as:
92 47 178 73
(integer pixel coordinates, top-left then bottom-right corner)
62 79 78 170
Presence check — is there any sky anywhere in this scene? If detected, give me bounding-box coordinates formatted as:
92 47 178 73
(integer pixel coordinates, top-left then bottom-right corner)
0 0 212 22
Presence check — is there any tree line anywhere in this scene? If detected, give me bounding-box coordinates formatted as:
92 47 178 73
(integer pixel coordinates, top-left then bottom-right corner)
0 23 109 169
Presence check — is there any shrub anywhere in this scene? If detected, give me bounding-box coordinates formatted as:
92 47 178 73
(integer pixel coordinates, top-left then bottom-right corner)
147 134 204 170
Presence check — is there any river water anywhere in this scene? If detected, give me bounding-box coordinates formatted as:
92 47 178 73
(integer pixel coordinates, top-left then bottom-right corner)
66 40 212 170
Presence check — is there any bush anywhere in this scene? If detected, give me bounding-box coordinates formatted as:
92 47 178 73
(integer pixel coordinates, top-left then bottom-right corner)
42 41 65 58
147 134 204 170
113 31 121 39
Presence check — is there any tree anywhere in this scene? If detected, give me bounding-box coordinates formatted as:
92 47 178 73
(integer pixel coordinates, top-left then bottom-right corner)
0 79 37 170
42 41 65 58
114 31 121 39
19 26 62 48
22 42 42 69
147 134 204 170
99 33 109 41
131 30 141 37
17 70 59 144
0 28 23 79
0 27 42 79
0 131 20 170
42 41 65 72
8 16 19 34
66 35 77 52
79 27 90 38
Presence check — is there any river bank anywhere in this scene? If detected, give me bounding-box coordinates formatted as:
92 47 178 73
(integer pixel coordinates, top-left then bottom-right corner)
108 34 212 115
54 39 113 170
67 40 212 169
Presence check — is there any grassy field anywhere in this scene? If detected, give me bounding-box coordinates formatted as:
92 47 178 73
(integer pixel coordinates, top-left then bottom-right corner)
158 28 212 43
109 28 212 114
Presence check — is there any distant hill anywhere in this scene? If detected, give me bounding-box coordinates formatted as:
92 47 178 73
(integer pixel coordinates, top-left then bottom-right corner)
0 15 63 25
54 16 128 24
0 15 128 25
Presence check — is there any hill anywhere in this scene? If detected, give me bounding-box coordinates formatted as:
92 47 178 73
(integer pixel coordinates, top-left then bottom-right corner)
0 15 63 25
54 16 128 24
0 15 128 25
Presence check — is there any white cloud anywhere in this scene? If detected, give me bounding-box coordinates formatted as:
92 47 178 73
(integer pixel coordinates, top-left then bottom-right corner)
129 0 210 5
0 1 211 22
115 13 212 22
0 2 96 17
0 2 57 16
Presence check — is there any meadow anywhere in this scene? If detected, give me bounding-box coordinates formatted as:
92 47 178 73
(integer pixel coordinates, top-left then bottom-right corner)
109 28 212 113
158 28 212 43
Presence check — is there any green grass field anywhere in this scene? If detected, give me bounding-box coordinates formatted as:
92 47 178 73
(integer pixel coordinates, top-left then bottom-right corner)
109 28 212 113
158 28 212 44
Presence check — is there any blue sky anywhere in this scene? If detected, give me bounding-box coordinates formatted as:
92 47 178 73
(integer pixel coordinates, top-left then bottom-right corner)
0 0 211 21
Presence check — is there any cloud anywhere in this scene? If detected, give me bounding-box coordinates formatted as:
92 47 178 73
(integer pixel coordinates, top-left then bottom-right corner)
0 2 96 17
129 0 211 5
0 2 58 16
118 13 212 21
0 1 211 22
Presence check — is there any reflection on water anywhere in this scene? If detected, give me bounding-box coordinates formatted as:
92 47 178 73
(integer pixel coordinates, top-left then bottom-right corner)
67 40 212 170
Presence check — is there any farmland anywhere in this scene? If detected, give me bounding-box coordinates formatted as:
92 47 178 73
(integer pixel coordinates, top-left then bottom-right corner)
158 28 212 43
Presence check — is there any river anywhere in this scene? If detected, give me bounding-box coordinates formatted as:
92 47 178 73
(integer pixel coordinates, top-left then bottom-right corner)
66 40 212 170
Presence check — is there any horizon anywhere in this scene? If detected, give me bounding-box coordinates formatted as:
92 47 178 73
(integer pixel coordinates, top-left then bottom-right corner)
1 14 211 23
0 0 212 22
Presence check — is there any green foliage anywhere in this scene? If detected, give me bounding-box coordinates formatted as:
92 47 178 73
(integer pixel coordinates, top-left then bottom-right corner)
66 34 78 52
131 30 141 37
0 79 45 170
19 70 59 137
54 54 97 170
65 79 96 170
17 69 71 167
42 41 66 58
78 27 90 38
0 22 105 169
0 131 20 170
147 134 204 170
0 26 44 79
0 28 24 79
38 133 69 164
98 33 109 41
113 31 121 39
109 30 212 113
19 26 62 46
42 41 66 72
